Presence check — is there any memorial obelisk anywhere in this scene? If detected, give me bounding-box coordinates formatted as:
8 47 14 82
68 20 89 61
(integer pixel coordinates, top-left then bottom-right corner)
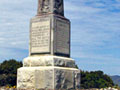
17 0 80 90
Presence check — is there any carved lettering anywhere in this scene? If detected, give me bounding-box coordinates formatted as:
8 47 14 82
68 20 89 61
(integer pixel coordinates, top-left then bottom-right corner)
31 19 50 53
56 19 70 54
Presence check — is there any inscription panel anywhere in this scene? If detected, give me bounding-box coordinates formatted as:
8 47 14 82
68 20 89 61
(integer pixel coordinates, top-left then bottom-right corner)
30 18 50 54
55 19 70 55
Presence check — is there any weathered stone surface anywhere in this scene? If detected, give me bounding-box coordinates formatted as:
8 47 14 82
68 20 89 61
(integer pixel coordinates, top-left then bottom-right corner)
54 69 74 89
17 68 35 89
37 0 64 16
75 70 81 89
17 67 80 90
30 15 70 57
30 16 51 54
54 68 81 90
35 69 54 89
23 56 75 68
17 67 54 90
53 16 70 56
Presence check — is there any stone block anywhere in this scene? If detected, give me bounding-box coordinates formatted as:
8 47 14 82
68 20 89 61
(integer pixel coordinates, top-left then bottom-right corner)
17 67 35 89
23 56 75 68
17 67 80 90
30 15 70 57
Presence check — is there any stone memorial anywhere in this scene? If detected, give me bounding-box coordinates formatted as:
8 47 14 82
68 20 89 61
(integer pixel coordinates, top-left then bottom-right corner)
17 0 80 90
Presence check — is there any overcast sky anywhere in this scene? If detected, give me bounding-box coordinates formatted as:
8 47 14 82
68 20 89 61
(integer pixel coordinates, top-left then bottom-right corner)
0 0 120 75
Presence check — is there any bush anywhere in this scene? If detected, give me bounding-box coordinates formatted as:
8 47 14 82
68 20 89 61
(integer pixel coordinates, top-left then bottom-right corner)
0 59 22 86
81 70 114 89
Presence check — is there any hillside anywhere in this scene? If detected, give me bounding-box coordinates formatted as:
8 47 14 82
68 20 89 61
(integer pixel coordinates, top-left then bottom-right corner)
110 75 120 86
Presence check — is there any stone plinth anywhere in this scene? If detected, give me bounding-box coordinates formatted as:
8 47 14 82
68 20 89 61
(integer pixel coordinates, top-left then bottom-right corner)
23 55 75 68
17 56 80 90
17 67 80 90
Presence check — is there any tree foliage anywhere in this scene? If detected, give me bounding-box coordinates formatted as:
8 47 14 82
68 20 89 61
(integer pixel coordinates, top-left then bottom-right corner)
81 70 114 89
0 59 22 86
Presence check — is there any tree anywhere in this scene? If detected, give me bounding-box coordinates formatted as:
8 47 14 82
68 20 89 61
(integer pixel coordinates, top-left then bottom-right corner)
0 59 22 86
81 70 114 89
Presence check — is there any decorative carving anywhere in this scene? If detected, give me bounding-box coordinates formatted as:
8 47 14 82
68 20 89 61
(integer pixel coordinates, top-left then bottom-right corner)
38 0 50 14
54 0 64 16
37 0 64 16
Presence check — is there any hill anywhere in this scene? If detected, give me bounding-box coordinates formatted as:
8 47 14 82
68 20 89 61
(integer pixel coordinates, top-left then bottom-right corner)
110 75 120 86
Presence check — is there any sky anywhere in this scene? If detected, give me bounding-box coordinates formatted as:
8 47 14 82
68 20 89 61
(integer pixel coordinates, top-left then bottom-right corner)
0 0 120 76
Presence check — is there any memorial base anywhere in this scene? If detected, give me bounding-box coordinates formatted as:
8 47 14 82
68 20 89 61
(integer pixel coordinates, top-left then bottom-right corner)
17 56 80 90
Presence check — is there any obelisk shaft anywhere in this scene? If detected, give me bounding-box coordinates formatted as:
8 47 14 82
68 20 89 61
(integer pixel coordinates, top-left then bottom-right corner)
37 0 64 16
